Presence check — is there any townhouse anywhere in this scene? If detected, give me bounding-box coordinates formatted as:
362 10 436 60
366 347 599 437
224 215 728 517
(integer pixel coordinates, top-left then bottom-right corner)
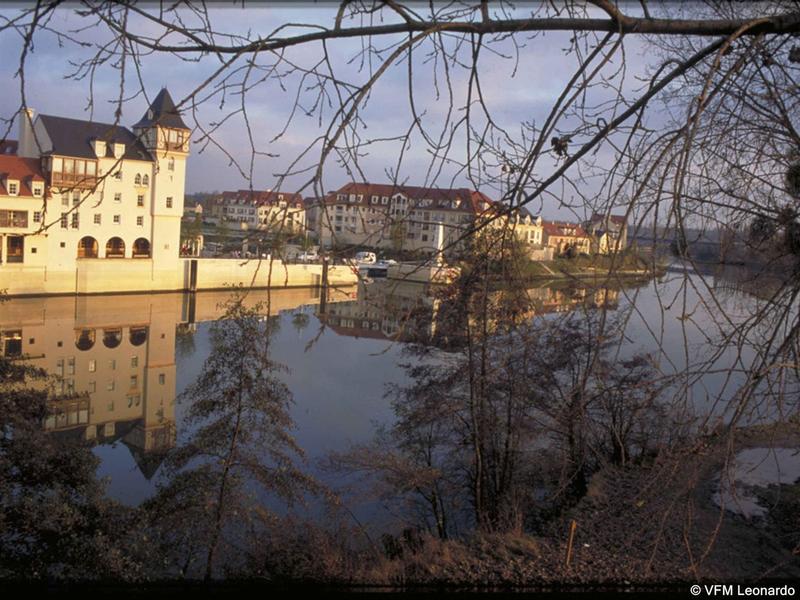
211 189 306 234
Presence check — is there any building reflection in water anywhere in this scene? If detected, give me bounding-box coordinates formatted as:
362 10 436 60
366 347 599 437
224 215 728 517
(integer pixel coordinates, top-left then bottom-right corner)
0 287 347 480
317 278 621 343
0 283 620 479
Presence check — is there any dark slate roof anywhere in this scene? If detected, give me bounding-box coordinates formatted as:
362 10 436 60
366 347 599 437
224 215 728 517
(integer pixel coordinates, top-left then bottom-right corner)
37 114 153 162
133 88 189 130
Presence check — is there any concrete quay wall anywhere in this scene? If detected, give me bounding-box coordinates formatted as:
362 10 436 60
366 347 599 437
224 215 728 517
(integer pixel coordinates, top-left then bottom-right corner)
0 257 358 297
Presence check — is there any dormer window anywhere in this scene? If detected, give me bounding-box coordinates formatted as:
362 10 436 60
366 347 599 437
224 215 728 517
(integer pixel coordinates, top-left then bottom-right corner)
113 143 125 159
32 183 43 197
92 139 106 158
7 180 19 196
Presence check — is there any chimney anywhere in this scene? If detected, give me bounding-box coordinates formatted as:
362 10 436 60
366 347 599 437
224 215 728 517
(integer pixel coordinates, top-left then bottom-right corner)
17 107 37 158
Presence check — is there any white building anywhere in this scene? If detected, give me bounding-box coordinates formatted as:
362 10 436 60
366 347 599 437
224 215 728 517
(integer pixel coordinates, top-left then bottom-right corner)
211 189 306 234
1 88 189 289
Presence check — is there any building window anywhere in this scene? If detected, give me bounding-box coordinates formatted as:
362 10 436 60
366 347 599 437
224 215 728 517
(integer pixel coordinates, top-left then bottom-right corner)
113 215 121 224
5 236 24 263
167 157 175 171
7 182 18 195
114 171 122 180
61 194 69 206
94 214 101 225
32 184 42 197
134 174 141 185
0 210 28 228
71 213 79 229
136 216 143 226
137 195 144 207
114 193 121 203
60 213 68 229
33 211 41 223
73 192 80 206
89 359 96 372
166 197 173 209
130 375 138 389
142 174 149 185
131 356 138 368
158 373 165 385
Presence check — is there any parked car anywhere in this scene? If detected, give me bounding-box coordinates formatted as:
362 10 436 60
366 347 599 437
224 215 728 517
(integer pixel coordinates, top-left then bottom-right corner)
354 251 377 264
297 250 319 263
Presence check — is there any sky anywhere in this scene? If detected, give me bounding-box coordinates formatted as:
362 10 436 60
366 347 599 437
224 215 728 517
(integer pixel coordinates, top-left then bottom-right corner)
0 2 660 221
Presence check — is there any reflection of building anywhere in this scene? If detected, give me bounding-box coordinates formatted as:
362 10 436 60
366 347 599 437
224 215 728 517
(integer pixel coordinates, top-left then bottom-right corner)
319 279 437 341
0 295 178 478
0 287 352 479
317 280 620 343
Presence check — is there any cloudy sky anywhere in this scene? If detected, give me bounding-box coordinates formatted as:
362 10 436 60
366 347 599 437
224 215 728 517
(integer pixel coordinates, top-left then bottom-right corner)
0 2 660 220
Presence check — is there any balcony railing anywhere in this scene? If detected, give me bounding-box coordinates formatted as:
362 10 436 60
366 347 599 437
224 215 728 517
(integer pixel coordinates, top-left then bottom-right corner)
51 172 98 189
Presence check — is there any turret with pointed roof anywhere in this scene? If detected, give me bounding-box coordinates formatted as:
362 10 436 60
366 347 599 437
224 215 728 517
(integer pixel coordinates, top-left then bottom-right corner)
133 88 189 130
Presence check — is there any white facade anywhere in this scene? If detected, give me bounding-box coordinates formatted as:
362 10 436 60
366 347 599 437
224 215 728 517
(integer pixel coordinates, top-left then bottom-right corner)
0 89 189 284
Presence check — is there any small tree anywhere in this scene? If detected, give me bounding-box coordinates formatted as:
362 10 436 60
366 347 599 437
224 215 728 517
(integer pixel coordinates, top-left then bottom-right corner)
143 291 317 580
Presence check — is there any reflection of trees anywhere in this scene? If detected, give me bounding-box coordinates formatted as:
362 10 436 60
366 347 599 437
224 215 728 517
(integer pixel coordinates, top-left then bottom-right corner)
290 311 310 336
174 323 196 359
142 293 317 580
333 230 673 538
0 348 136 578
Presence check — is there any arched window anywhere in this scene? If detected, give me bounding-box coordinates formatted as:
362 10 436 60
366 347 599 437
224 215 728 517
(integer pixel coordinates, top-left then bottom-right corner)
134 173 142 185
77 236 98 258
105 237 126 258
132 238 151 258
102 328 122 349
129 326 148 347
142 174 149 186
75 329 95 351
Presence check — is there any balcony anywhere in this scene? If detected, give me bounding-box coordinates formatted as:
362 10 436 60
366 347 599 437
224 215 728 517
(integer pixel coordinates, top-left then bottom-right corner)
51 171 98 189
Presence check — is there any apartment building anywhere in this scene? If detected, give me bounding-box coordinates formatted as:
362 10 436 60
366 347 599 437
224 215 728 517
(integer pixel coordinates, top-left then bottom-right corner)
311 182 498 253
542 220 592 256
1 88 189 283
585 212 629 254
210 189 306 233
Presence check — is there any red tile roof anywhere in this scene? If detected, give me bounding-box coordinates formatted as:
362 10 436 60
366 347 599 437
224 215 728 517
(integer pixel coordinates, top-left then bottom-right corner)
322 182 498 214
0 155 45 197
0 140 18 155
542 220 589 238
216 189 303 208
